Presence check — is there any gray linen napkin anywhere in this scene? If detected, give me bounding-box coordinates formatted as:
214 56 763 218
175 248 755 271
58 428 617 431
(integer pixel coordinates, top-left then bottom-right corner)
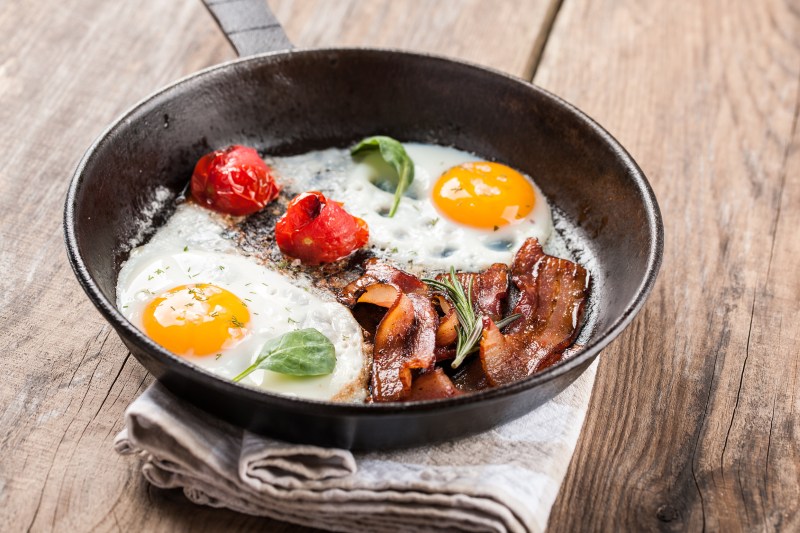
115 360 597 533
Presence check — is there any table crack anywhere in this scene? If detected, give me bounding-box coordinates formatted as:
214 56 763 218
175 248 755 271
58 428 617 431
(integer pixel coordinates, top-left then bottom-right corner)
524 0 565 80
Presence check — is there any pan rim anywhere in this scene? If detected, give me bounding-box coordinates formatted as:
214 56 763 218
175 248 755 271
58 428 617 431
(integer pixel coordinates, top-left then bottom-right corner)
64 47 664 415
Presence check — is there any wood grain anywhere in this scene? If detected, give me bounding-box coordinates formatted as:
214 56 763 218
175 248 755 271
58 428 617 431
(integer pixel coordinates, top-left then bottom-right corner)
0 0 559 531
4 0 798 531
535 0 800 530
270 0 563 77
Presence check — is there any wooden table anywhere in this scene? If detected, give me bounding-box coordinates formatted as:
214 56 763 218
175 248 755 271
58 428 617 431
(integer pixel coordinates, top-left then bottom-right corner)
2 0 798 530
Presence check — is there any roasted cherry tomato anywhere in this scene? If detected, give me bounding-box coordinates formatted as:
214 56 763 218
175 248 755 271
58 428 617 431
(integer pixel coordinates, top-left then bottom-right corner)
191 145 280 216
275 191 369 264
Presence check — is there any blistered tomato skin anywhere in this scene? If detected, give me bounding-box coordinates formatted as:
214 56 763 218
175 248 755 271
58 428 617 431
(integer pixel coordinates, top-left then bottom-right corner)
275 191 370 265
191 145 280 216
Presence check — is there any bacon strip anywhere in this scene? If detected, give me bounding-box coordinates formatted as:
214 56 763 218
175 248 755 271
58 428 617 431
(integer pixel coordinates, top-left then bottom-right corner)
435 306 459 347
450 357 490 392
404 368 461 401
340 260 437 402
458 263 509 322
480 238 589 386
435 263 509 322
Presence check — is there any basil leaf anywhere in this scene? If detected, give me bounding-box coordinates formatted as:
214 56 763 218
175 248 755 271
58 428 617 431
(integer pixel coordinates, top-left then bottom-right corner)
233 328 336 381
351 135 414 217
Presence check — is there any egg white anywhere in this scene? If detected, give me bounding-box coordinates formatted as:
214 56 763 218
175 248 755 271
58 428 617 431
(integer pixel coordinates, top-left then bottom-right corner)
116 203 368 402
270 143 553 270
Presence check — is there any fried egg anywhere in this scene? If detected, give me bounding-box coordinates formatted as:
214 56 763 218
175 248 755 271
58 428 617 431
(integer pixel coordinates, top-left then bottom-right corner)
271 143 553 270
116 203 368 402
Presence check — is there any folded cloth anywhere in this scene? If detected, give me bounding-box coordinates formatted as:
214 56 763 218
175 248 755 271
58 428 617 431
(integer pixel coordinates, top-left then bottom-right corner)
115 360 597 533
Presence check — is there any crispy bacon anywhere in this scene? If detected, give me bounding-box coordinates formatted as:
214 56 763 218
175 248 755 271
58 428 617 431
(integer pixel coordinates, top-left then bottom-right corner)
450 357 490 392
340 260 437 402
405 368 461 401
480 238 589 386
434 345 456 362
435 306 459 347
436 263 509 322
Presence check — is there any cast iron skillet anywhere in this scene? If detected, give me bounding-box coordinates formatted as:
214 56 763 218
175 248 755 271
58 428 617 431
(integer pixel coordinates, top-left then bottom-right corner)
64 0 663 450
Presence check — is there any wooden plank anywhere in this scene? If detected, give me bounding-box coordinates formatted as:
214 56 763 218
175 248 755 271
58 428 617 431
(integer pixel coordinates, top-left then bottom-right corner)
270 0 563 76
0 1 246 530
0 0 559 531
535 0 800 530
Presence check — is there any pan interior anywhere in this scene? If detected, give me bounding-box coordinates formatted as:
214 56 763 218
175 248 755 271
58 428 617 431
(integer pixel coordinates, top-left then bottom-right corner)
69 49 659 403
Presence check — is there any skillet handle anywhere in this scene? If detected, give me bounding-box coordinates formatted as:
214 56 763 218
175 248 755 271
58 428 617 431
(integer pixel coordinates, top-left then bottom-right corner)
202 0 293 57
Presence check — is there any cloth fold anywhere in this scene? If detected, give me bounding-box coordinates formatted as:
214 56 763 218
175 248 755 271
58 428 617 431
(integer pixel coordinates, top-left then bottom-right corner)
115 360 597 533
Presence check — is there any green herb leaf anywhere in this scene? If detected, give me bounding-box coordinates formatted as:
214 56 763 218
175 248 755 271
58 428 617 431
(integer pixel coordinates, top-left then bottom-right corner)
495 313 522 329
351 136 414 217
232 328 336 381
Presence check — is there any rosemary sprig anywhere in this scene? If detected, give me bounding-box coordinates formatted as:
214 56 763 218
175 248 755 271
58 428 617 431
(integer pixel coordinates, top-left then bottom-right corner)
424 267 480 369
495 313 523 329
424 267 522 369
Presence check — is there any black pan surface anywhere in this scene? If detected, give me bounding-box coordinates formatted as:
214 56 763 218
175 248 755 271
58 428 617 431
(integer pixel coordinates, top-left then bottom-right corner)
64 1 663 450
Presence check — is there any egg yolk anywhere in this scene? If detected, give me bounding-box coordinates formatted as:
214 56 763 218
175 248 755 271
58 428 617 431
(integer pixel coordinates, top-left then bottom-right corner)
142 284 250 357
431 162 536 230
